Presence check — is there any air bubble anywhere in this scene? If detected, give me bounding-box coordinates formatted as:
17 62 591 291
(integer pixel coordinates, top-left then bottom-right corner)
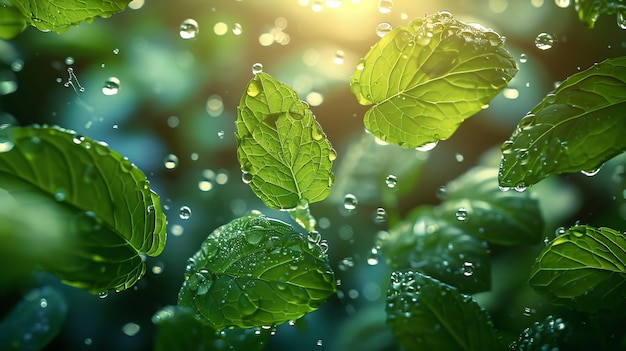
179 206 192 220
252 63 264 75
102 77 121 95
535 32 556 50
375 22 393 37
180 19 199 39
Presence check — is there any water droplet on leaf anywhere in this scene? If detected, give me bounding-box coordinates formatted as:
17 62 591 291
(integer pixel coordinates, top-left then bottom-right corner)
252 62 264 75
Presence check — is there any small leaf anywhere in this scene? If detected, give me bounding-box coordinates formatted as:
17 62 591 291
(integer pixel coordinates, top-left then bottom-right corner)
350 11 517 148
6 0 131 34
152 306 271 351
0 286 67 351
386 271 501 351
499 57 626 188
572 0 626 28
0 125 166 293
437 166 544 245
529 225 626 311
236 72 335 210
178 213 336 330
381 207 491 294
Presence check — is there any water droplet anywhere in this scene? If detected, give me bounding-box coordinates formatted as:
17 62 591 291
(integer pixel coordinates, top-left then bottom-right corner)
367 246 380 265
252 62 264 75
555 226 566 236
98 291 109 299
0 125 14 152
375 22 393 37
179 206 192 220
436 186 448 199
377 0 393 13
333 50 345 64
113 48 120 55
415 140 438 152
245 230 265 245
54 189 67 202
217 130 225 139
581 167 600 176
554 0 570 8
514 184 528 192
618 10 626 29
39 298 48 308
456 207 469 221
311 125 324 141
343 194 358 211
163 154 179 170
102 77 121 95
523 306 534 316
385 175 397 188
535 32 556 50
328 148 337 161
10 59 24 72
152 262 164 274
316 339 323 346
232 22 243 35
247 80 262 97
179 19 199 39
242 172 253 184
455 153 464 162
339 257 355 271
462 262 474 276
122 322 141 337
65 57 75 65
374 207 387 223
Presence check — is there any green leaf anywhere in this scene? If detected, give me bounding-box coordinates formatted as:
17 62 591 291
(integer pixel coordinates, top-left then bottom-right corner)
573 0 626 28
512 315 570 351
529 225 626 311
381 207 491 294
498 57 626 188
0 286 67 351
437 166 544 245
0 4 27 40
6 0 131 34
0 125 166 293
236 72 335 210
350 11 517 148
152 306 271 351
178 213 336 330
386 271 501 351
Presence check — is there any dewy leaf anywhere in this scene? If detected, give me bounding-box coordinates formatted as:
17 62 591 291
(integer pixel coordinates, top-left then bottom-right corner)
437 166 544 245
6 0 131 34
178 213 336 330
0 286 67 351
350 11 517 149
513 315 571 351
386 271 501 351
529 225 626 312
236 72 335 210
381 207 491 294
572 0 626 29
499 57 626 189
0 125 166 293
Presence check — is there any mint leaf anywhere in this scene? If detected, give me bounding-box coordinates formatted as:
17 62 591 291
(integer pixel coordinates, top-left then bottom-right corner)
512 315 570 351
381 207 491 294
529 225 626 311
437 166 544 245
572 0 626 28
6 0 131 34
0 286 67 351
0 125 166 293
236 72 335 210
153 306 271 351
0 4 27 39
499 57 626 189
177 213 336 329
350 11 517 148
386 271 501 351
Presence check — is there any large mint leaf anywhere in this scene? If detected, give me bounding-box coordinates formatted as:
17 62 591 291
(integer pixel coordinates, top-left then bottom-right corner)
0 125 166 293
5 0 130 35
236 72 335 210
499 57 626 188
437 166 544 245
386 271 501 351
350 11 517 149
573 0 626 28
529 225 626 312
177 213 336 330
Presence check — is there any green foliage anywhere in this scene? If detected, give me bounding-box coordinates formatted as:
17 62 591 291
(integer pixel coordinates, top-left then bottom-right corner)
236 72 335 211
152 306 271 351
573 0 626 28
349 11 517 149
0 286 67 351
498 56 626 188
0 125 166 293
178 213 336 330
0 0 131 38
386 271 501 351
512 315 570 351
529 225 626 312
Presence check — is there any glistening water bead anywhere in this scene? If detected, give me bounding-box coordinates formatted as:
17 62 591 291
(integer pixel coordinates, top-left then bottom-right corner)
179 206 192 220
179 19 199 39
252 63 263 75
535 33 556 50
102 77 121 96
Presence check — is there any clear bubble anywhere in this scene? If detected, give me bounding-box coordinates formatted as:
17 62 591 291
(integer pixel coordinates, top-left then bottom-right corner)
252 63 263 75
385 175 397 188
378 0 393 13
554 0 570 8
535 32 556 50
375 22 393 37
343 194 358 211
102 77 121 96
180 19 199 39
179 206 192 220
164 154 179 170
455 207 469 221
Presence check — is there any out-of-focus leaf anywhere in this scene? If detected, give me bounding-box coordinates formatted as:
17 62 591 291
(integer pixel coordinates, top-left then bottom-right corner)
437 166 544 245
178 213 336 330
386 271 501 351
0 125 166 293
381 207 491 294
6 0 131 34
330 307 400 351
236 72 335 211
573 0 626 28
350 11 517 148
0 286 67 351
511 315 570 351
498 57 626 189
529 225 626 311
152 305 271 351
0 4 27 40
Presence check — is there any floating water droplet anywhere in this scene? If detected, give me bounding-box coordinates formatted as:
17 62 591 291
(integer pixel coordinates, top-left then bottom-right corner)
339 257 355 271
232 22 243 35
179 206 192 220
39 298 48 308
523 306 534 316
242 172 253 184
377 0 393 13
618 10 626 29
367 246 380 265
343 194 358 211
535 32 556 50
456 207 469 221
385 175 397 188
436 185 448 199
98 291 109 299
167 116 179 128
102 77 121 95
152 262 164 274
316 339 323 346
113 48 120 55
415 140 438 152
554 0 570 8
65 57 75 65
462 262 474 276
455 153 464 162
122 322 141 337
374 207 387 223
217 130 225 139
179 19 199 39
333 50 345 64
252 62 264 75
375 22 393 37
163 154 179 170
54 188 67 202
10 59 24 72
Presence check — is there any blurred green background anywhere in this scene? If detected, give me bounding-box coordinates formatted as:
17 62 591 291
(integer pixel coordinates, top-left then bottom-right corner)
1 0 625 350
